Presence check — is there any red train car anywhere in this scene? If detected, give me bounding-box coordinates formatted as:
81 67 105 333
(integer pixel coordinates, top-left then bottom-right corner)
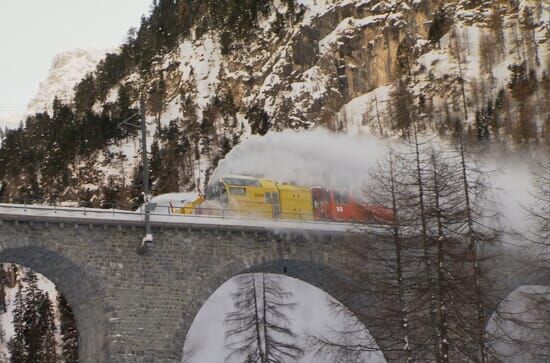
312 187 393 224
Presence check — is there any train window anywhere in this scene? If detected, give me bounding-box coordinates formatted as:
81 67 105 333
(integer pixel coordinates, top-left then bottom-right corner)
334 191 349 204
229 187 246 196
313 188 330 202
265 192 272 203
206 184 220 200
220 184 228 204
223 178 261 187
271 192 280 217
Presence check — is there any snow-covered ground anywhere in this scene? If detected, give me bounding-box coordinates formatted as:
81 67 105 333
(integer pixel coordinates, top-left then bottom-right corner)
183 273 386 363
185 275 550 363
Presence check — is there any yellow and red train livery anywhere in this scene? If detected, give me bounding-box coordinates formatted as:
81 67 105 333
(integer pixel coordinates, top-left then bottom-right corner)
175 175 392 224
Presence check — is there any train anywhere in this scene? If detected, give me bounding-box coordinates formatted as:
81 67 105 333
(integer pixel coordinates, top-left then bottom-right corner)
167 175 393 224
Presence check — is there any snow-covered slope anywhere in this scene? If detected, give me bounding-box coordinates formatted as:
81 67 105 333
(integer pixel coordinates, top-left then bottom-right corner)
1 0 548 206
27 49 106 115
91 0 549 194
0 265 61 360
0 49 106 134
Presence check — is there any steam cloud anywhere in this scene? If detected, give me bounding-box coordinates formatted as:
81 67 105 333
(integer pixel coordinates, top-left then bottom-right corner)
212 128 541 246
213 128 389 193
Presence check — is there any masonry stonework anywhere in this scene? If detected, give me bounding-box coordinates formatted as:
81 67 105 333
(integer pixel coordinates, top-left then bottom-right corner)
0 216 370 363
0 213 546 363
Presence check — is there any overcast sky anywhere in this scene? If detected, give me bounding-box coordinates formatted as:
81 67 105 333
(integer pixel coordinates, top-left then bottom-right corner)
0 0 153 119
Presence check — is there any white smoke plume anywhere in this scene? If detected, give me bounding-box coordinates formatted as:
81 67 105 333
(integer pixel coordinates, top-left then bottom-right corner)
212 128 389 193
212 128 544 246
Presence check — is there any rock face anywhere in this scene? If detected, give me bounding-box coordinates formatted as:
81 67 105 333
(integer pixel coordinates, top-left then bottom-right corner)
111 0 548 190
26 49 106 115
0 0 548 204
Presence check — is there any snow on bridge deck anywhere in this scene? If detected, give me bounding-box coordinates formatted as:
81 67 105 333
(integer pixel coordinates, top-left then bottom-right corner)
0 203 366 234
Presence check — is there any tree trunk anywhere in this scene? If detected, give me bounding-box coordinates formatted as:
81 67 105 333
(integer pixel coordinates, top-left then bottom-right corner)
413 124 442 362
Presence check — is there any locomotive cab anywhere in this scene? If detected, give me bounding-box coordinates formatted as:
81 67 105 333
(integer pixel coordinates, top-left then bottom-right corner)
204 175 278 218
205 180 229 206
203 175 314 220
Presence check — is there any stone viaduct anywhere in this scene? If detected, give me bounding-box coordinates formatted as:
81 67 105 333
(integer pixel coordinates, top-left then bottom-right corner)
0 206 546 362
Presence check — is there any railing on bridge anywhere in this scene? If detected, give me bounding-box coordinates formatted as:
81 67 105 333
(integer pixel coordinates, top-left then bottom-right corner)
0 197 358 225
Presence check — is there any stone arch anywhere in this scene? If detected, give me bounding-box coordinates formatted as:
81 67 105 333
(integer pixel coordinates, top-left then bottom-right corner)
170 258 386 362
486 284 550 361
0 246 109 363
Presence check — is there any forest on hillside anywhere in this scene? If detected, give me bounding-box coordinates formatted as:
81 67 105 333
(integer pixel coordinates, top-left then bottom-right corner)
0 0 547 207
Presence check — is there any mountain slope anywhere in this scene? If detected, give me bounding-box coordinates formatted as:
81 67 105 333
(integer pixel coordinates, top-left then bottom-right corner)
0 0 548 205
27 49 107 116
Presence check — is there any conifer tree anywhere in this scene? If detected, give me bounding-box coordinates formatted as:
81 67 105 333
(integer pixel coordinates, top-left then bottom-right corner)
247 106 270 136
22 271 43 362
0 266 7 313
390 80 414 138
428 6 450 47
225 273 303 363
508 63 537 144
58 294 79 363
36 293 57 363
9 283 26 362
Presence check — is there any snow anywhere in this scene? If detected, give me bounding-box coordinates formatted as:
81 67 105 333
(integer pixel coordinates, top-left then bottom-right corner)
337 85 392 135
147 192 200 214
412 4 549 126
183 273 386 363
179 35 222 113
27 49 107 115
296 0 354 24
319 15 387 56
160 96 183 126
290 66 329 101
0 268 58 359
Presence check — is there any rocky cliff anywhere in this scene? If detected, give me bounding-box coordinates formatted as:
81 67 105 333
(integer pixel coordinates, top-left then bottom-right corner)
0 0 548 206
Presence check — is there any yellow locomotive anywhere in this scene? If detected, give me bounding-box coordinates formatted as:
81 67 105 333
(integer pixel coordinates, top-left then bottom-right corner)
170 175 393 223
198 175 314 220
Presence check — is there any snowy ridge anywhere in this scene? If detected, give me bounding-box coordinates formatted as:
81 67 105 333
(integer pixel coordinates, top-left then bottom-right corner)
2 0 548 208
178 35 222 113
27 49 107 115
0 112 23 132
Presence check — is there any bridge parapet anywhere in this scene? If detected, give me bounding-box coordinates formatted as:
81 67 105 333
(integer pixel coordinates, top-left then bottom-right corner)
0 203 364 236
